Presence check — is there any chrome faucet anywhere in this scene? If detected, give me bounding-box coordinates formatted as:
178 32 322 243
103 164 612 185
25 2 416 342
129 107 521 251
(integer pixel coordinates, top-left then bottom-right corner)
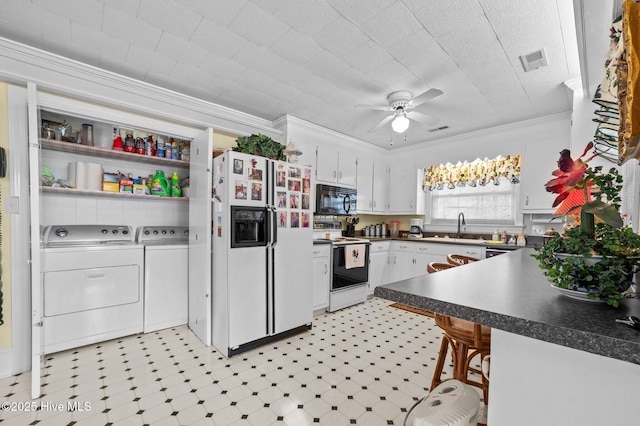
457 212 466 237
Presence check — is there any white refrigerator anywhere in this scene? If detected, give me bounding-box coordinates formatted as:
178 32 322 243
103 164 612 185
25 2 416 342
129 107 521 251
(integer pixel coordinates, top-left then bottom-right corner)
211 151 313 356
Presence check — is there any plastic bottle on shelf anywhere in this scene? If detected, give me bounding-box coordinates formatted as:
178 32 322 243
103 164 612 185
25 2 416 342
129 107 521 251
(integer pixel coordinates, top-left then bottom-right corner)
151 170 169 196
172 141 179 160
492 229 499 241
156 137 165 158
500 230 507 243
171 172 182 197
166 138 174 159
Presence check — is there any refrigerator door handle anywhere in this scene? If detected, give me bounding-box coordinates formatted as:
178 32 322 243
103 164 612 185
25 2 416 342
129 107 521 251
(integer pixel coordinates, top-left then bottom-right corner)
270 205 278 246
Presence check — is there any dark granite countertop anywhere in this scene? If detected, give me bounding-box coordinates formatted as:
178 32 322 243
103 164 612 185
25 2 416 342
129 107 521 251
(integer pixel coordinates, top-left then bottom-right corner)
365 236 529 250
374 248 640 365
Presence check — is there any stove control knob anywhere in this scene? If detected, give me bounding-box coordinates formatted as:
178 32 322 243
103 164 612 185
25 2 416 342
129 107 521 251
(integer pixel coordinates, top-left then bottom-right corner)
54 228 68 238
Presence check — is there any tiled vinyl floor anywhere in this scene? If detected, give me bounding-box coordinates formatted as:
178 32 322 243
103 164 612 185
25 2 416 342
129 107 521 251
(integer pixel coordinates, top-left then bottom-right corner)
0 297 476 425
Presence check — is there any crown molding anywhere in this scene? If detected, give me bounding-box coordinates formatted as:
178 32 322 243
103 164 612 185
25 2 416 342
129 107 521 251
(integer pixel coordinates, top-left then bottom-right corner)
274 114 388 154
392 112 572 154
0 37 280 137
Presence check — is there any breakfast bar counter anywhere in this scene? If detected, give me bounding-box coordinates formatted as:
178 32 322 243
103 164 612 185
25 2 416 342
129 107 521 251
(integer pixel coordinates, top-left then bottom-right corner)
374 248 640 425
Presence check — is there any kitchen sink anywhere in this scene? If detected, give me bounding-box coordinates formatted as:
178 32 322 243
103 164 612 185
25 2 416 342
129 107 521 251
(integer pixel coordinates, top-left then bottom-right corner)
419 236 487 245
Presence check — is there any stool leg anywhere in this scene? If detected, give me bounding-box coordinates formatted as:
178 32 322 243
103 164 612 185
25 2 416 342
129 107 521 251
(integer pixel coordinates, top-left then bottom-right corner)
431 336 450 390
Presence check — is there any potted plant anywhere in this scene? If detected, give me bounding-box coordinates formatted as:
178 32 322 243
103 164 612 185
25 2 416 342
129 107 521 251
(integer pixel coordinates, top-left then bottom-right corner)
533 142 640 307
233 133 286 161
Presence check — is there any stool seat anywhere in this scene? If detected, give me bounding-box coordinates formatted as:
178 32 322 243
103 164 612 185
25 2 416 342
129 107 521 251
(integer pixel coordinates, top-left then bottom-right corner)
446 254 480 266
426 262 457 273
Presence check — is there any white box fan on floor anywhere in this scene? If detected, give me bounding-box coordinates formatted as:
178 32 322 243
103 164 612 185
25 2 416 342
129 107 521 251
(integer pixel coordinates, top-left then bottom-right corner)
410 380 480 426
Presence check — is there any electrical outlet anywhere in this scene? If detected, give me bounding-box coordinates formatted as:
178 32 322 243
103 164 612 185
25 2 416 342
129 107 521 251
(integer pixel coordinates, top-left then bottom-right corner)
532 225 545 235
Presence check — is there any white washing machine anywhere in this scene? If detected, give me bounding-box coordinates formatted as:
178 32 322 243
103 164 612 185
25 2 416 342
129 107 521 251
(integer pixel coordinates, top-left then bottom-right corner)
41 225 144 354
136 226 189 333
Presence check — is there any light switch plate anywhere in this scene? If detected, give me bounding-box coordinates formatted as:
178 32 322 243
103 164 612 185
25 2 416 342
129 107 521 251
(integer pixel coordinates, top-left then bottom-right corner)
4 196 19 214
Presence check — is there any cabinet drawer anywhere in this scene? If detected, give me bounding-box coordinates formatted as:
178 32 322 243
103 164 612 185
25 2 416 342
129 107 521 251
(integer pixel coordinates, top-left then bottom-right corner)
312 244 331 258
370 241 391 251
391 242 415 253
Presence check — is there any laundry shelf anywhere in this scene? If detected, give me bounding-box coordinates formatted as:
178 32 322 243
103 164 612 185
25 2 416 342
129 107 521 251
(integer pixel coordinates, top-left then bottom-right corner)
40 138 189 167
41 186 188 201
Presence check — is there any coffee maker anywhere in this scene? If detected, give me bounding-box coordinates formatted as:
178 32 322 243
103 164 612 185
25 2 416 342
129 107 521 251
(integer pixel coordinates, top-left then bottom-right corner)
408 219 423 238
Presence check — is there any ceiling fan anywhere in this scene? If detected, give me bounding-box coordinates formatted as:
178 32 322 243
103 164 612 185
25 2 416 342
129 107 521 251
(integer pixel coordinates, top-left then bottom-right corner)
356 88 443 133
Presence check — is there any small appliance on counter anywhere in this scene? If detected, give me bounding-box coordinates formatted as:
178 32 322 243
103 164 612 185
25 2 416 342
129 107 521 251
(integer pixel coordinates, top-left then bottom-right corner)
408 219 423 238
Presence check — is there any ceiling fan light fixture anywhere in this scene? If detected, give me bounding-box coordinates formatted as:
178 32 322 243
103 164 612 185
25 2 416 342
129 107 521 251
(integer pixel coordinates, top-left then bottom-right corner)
391 113 410 133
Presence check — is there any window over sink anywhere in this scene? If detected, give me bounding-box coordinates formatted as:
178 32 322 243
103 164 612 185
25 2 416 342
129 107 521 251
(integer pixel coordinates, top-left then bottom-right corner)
428 181 518 225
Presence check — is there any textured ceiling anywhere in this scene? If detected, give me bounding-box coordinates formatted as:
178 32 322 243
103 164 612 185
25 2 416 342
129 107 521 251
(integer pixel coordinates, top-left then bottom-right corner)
0 0 581 149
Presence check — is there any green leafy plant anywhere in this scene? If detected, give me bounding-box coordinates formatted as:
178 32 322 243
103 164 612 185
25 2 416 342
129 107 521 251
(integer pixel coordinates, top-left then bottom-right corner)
532 142 640 307
233 134 286 160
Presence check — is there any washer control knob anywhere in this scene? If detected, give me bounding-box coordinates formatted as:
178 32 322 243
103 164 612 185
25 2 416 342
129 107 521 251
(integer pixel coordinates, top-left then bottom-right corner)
112 229 118 234
101 229 108 234
54 228 68 238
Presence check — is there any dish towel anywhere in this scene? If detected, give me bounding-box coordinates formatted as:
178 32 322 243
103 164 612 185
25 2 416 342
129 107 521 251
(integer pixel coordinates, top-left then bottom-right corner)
345 244 366 269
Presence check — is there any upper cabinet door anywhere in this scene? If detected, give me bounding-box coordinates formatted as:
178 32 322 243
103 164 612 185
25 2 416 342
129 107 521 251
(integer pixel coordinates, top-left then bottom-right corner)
372 161 388 213
520 138 566 213
356 157 373 213
388 165 421 213
315 145 356 187
337 151 357 187
316 145 338 183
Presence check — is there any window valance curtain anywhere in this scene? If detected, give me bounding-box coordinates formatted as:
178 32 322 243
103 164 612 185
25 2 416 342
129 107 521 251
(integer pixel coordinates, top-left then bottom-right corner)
424 154 521 191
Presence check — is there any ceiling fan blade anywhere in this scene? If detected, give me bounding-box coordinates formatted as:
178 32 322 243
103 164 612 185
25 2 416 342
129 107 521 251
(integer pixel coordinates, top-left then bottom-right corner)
368 114 395 133
355 103 390 111
409 88 443 107
406 111 440 126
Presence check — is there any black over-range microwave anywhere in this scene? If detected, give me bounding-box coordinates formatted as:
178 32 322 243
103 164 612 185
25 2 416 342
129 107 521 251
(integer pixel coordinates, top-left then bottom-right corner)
315 184 357 216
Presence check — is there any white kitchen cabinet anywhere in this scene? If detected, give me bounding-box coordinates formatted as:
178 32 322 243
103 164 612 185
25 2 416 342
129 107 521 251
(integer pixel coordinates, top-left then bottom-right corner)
357 157 388 214
316 145 357 187
368 241 391 294
390 242 417 282
389 241 486 282
312 243 331 310
520 138 568 213
387 165 424 214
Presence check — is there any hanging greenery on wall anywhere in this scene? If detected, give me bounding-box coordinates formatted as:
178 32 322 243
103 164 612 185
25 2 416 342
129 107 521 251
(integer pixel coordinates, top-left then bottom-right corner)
424 154 521 191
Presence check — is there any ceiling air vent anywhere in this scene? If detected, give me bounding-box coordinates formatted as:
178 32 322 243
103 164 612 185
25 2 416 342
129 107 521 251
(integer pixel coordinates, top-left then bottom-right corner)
429 125 449 132
520 48 548 72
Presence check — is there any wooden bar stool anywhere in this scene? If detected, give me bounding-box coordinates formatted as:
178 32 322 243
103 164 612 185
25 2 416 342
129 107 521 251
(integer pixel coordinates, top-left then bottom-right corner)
427 262 491 403
446 253 480 266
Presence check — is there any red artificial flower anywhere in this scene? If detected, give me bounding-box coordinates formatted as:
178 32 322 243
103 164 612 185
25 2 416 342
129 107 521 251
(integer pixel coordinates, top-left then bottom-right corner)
545 142 597 207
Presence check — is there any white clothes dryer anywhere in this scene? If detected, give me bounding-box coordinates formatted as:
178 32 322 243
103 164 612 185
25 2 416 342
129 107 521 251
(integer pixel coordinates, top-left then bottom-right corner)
136 226 189 332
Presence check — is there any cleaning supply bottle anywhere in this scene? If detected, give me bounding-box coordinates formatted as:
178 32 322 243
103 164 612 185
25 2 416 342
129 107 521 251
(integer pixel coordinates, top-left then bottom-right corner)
151 170 169 196
171 171 182 197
